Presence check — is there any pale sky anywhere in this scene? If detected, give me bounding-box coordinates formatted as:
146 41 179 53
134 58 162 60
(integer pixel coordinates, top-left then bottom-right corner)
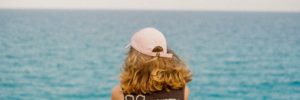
1 0 300 12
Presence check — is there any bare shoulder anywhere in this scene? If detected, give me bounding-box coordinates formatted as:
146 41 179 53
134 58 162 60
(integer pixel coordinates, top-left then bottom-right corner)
111 85 124 100
184 85 190 100
112 85 122 93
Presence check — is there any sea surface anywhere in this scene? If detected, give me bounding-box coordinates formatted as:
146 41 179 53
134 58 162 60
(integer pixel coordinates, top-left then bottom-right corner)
0 10 300 100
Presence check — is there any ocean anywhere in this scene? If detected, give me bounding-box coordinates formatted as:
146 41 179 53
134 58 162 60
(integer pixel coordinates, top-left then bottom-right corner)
0 10 300 100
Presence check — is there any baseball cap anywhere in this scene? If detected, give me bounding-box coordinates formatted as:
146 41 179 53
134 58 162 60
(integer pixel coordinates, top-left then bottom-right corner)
125 27 173 58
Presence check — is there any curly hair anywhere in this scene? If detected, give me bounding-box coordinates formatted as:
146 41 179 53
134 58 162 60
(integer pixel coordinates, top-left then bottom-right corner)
120 46 192 94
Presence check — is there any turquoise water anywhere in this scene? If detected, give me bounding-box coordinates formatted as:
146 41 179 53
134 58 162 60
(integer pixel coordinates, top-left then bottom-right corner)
0 10 300 100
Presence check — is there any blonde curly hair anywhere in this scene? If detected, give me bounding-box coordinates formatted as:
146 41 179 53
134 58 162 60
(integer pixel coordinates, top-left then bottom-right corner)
120 46 192 94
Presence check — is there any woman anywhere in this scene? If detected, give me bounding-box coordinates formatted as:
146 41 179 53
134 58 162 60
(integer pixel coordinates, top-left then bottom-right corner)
111 27 192 100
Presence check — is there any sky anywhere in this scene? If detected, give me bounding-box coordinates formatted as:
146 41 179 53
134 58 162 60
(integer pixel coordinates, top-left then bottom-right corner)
1 0 300 12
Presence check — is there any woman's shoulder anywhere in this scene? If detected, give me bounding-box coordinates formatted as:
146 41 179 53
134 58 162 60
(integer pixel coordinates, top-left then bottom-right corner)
111 85 124 100
112 85 122 92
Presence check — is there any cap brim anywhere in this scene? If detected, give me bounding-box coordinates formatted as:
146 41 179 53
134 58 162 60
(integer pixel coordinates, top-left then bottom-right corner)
124 43 130 48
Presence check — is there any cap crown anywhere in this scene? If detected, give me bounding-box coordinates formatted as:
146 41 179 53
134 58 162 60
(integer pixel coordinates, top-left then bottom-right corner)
129 27 172 58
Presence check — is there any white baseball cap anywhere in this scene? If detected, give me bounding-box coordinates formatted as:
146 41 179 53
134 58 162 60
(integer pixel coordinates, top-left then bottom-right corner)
125 27 173 58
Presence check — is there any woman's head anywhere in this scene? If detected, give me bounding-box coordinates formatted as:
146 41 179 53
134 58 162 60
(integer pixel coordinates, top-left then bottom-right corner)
120 28 192 94
121 47 192 94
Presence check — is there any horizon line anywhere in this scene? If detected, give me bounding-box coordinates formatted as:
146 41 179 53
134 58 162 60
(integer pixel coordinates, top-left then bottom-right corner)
1 8 300 13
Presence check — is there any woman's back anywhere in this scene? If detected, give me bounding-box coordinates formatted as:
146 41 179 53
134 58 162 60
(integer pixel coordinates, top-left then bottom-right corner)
124 88 184 100
112 85 189 100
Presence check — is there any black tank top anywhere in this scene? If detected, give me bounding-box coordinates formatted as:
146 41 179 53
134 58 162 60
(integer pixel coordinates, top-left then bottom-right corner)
123 88 184 100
